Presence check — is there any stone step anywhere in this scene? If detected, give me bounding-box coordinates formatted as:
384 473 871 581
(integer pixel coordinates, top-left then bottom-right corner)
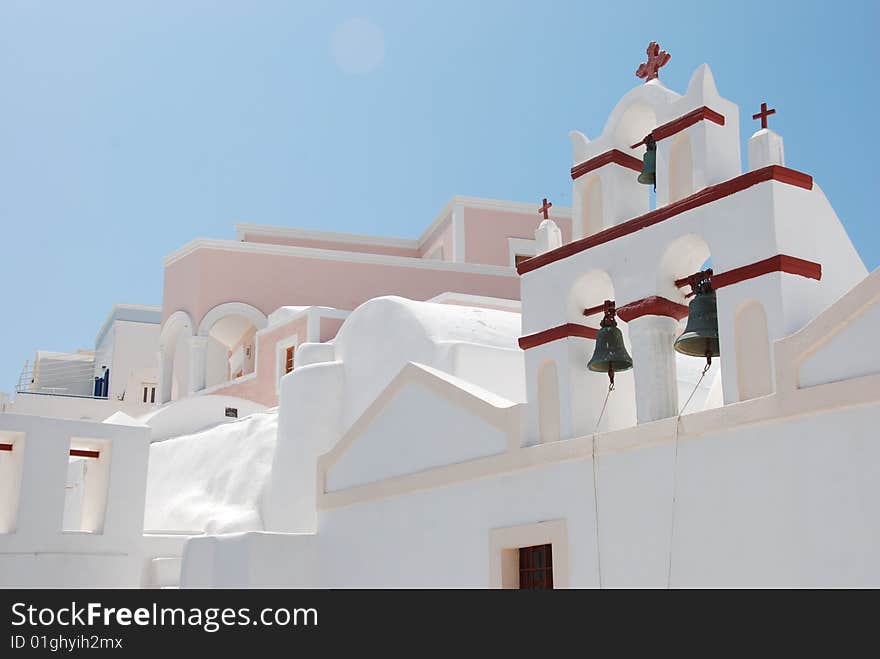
150 557 182 588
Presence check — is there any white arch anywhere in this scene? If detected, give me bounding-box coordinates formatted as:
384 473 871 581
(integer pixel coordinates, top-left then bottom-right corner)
158 310 194 404
656 233 713 302
566 269 615 325
197 302 267 337
160 310 194 347
601 82 679 149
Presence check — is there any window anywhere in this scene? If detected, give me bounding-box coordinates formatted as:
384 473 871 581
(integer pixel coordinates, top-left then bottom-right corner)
285 346 295 374
225 407 238 418
519 544 553 589
142 384 157 404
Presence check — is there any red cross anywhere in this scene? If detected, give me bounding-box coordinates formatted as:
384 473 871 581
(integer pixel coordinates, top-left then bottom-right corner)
538 198 553 220
752 102 776 129
636 41 671 82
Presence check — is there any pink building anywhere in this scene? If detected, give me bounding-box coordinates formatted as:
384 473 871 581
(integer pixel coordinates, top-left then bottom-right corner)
158 196 572 406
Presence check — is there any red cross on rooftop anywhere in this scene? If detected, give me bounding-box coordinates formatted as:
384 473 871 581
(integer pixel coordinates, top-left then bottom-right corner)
636 41 671 82
538 198 553 220
752 102 777 129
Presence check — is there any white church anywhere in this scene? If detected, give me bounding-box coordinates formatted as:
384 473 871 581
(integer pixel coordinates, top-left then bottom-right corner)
1 46 878 588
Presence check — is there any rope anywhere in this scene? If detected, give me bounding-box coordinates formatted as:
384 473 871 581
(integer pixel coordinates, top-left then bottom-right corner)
665 359 711 589
591 381 613 589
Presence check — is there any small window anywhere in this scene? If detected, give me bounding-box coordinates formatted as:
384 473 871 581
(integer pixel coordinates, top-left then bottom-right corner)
150 387 156 404
519 544 553 589
515 254 532 266
285 346 295 374
225 407 238 418
142 387 148 403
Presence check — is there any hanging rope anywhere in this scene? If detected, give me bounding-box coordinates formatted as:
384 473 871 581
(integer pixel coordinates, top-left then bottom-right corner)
665 359 712 589
591 380 613 589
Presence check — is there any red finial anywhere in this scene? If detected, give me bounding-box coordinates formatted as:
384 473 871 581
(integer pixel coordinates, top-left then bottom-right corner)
636 41 671 82
752 102 777 130
538 197 553 220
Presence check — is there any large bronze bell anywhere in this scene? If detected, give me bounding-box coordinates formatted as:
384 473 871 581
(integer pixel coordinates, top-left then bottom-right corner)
674 270 720 363
588 300 633 384
637 134 657 186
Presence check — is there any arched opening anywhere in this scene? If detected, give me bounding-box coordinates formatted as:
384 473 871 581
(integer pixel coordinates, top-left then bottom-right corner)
158 311 194 403
735 300 773 401
578 175 603 237
537 360 560 444
657 234 723 412
668 134 694 203
565 269 636 433
197 303 268 391
657 233 712 303
612 103 659 152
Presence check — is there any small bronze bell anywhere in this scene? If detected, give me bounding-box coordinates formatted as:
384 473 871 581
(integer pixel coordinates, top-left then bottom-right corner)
637 134 657 187
588 300 634 384
674 270 720 364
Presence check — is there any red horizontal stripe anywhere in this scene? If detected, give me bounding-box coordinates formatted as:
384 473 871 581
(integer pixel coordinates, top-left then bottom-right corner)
630 106 726 148
571 149 643 181
0 443 12 452
715 255 821 289
70 449 100 459
518 166 813 275
519 323 598 350
654 106 725 141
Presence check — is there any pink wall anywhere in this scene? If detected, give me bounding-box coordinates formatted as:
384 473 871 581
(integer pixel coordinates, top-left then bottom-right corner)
463 208 572 266
417 214 453 261
207 315 310 407
162 248 520 327
320 317 345 342
242 232 419 258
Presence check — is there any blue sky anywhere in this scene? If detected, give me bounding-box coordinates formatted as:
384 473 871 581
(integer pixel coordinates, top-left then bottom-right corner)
1 0 877 391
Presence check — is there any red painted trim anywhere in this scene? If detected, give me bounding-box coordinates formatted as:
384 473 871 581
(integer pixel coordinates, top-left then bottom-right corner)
519 323 598 350
675 255 821 291
571 149 643 181
0 443 100 458
582 303 608 317
630 106 726 148
70 449 100 459
654 106 725 141
616 296 689 322
517 166 814 275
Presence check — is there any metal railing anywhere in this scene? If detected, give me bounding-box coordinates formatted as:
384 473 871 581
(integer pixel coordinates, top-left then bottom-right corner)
15 359 108 399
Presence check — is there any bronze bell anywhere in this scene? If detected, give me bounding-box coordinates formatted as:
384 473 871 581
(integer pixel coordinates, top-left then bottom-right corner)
637 134 657 186
674 270 720 364
588 300 633 384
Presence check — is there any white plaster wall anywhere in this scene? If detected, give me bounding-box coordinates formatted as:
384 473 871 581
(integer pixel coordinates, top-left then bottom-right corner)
0 414 150 587
448 343 525 403
327 383 508 492
799 302 880 388
6 391 151 422
137 394 266 442
108 321 161 402
196 400 880 588
264 361 345 533
143 410 278 534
